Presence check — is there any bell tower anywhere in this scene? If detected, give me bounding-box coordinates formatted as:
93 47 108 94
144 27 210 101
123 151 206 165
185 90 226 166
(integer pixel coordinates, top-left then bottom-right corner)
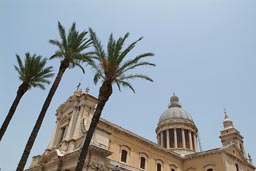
219 111 246 157
46 88 98 153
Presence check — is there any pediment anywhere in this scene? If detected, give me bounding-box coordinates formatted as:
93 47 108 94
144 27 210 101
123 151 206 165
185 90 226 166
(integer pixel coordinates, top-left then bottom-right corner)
223 144 247 162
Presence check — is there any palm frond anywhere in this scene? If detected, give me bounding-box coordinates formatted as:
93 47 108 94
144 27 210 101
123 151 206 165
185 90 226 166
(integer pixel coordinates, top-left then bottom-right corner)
116 36 143 65
14 54 24 79
72 61 85 73
117 53 154 74
115 80 135 92
67 22 76 48
49 51 64 60
49 40 64 53
114 33 129 62
77 37 91 52
121 61 155 74
89 28 105 60
90 31 155 93
50 22 92 74
57 21 67 51
93 71 103 85
118 74 153 82
108 33 118 66
14 53 54 90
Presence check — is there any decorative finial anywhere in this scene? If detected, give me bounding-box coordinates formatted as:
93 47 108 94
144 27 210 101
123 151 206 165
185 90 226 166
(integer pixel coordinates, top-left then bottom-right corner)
248 153 253 163
224 107 228 118
85 87 90 94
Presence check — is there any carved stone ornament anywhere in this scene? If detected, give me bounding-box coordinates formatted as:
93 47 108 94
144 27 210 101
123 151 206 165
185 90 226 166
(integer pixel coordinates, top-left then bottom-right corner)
89 162 105 171
81 117 87 134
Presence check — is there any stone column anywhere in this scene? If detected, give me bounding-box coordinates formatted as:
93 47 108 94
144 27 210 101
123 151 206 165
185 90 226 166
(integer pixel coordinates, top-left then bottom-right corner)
174 128 177 148
166 129 170 149
182 129 186 148
189 131 193 150
157 134 160 145
193 133 198 152
160 132 164 146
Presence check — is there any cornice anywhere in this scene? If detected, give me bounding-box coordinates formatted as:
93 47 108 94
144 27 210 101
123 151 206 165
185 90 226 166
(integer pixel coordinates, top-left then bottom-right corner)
98 118 183 160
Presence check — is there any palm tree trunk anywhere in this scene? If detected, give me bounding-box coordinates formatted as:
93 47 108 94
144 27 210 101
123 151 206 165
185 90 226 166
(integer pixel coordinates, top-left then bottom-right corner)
0 83 28 141
75 80 112 171
16 64 67 171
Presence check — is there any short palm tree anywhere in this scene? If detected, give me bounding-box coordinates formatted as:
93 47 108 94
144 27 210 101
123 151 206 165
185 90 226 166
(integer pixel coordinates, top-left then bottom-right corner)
75 28 155 171
16 22 92 171
0 53 53 141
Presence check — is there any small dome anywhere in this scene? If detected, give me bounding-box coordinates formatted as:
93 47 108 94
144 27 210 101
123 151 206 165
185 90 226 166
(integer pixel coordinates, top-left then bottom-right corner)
159 95 194 123
223 111 233 128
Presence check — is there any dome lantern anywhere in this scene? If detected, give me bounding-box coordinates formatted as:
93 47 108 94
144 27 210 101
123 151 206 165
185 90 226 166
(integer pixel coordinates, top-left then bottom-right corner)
169 95 181 108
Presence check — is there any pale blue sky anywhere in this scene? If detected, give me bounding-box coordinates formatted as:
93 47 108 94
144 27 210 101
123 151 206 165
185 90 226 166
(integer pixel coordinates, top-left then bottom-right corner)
1 0 256 170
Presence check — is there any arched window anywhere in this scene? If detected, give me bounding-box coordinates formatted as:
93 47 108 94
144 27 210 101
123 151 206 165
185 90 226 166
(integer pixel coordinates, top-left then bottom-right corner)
170 164 177 171
121 149 127 163
207 169 213 171
235 163 239 171
204 164 215 171
120 145 130 163
140 156 146 169
139 153 148 170
156 160 163 171
157 163 162 171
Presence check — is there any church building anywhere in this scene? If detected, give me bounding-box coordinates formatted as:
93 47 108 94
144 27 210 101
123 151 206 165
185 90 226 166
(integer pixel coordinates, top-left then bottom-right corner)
28 89 255 171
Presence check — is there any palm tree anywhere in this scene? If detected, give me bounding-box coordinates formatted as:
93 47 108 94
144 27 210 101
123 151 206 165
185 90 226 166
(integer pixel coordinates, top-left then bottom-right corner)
0 53 53 141
75 28 155 171
16 22 92 171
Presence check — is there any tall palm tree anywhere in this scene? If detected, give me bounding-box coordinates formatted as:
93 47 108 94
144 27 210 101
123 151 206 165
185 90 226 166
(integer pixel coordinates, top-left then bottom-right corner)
75 28 155 171
16 22 92 171
0 53 53 141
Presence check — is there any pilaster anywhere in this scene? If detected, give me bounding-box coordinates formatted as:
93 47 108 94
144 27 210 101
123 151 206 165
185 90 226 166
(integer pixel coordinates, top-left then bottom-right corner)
47 120 59 149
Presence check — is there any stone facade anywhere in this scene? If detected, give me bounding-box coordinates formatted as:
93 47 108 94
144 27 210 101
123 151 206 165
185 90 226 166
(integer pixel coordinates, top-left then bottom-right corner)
28 90 255 171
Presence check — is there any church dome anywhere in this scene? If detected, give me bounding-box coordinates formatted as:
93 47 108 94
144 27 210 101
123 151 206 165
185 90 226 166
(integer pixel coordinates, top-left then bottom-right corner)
159 107 193 122
156 95 199 155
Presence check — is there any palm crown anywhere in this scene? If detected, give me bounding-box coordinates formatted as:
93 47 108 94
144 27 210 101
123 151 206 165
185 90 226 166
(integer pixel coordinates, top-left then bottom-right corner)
0 53 53 142
89 28 155 92
49 22 92 73
15 52 54 90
